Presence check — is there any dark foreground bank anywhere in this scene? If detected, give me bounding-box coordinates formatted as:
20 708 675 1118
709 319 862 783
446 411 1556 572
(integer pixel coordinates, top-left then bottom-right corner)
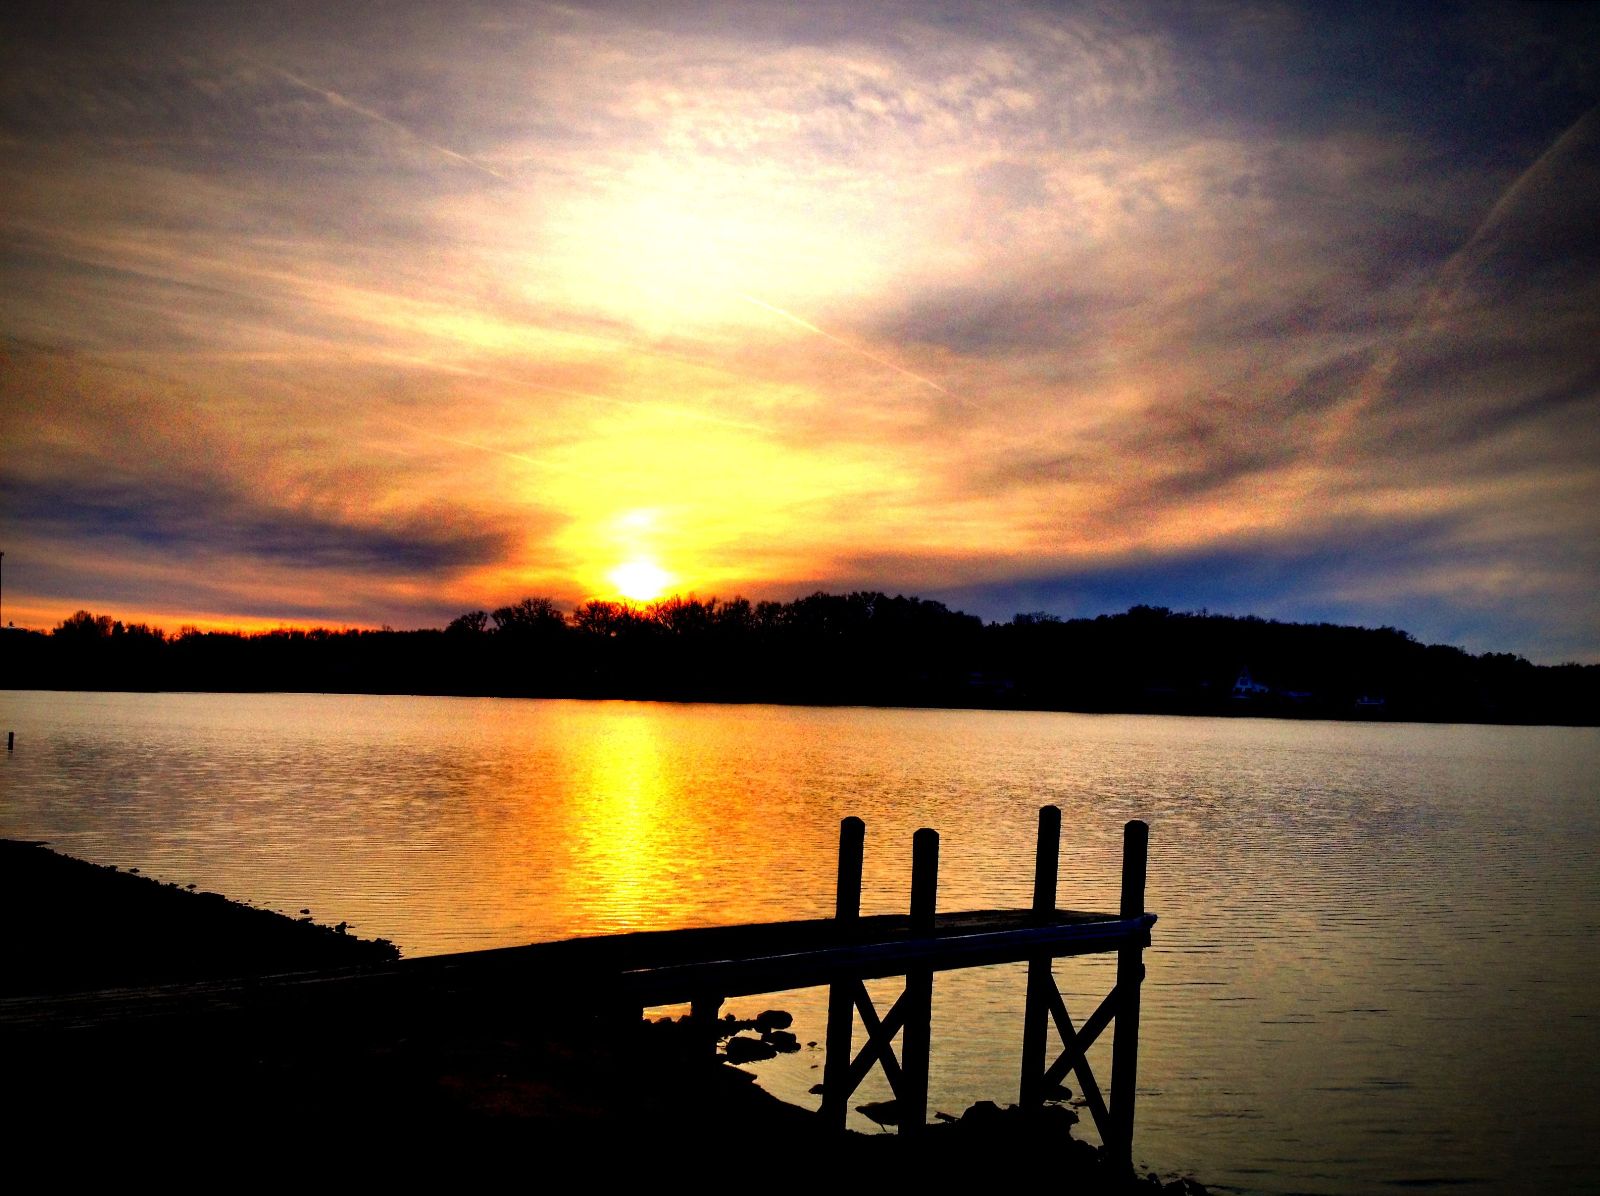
0 837 399 994
0 841 1205 1189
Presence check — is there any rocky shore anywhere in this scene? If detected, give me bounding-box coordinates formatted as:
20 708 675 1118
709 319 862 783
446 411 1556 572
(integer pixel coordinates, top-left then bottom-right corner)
0 840 1205 1189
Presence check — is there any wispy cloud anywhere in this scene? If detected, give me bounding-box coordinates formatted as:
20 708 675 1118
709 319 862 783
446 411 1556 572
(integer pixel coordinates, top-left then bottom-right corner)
739 293 953 396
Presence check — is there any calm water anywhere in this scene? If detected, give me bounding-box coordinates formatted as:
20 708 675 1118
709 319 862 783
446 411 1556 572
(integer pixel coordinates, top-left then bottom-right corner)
2 690 1596 1193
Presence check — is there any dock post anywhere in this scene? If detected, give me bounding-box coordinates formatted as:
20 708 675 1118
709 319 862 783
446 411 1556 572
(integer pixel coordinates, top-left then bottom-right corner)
821 816 866 1130
1020 804 1061 1106
1110 819 1149 1174
691 993 722 1057
900 827 939 1136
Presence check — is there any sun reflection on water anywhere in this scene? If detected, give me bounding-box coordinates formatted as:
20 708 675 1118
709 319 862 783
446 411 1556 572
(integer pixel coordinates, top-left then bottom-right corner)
562 706 681 932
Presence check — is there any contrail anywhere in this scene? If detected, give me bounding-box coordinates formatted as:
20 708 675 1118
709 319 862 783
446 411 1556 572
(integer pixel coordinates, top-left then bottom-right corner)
445 362 769 433
507 374 768 432
409 356 767 457
1464 102 1599 252
263 62 510 183
431 434 584 475
1321 102 1599 451
739 293 952 396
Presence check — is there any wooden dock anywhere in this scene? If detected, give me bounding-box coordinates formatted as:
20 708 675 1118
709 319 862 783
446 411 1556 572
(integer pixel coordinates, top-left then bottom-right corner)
411 808 1156 1167
1 808 1155 1171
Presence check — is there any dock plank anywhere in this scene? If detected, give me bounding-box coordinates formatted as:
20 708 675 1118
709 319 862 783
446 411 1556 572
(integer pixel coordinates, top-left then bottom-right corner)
412 909 1155 1005
0 908 1154 1035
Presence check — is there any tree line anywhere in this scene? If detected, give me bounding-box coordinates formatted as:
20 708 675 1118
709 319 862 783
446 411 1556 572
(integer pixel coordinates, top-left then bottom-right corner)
4 594 1596 725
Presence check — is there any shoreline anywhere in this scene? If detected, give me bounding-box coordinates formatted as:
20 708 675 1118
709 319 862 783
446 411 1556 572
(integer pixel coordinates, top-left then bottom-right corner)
0 837 399 996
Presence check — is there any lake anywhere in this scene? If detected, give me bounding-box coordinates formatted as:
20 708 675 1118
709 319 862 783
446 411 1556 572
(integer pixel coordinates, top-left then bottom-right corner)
1 690 1595 1192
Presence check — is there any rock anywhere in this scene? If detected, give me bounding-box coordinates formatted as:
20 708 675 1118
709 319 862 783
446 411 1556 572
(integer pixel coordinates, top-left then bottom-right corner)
960 1099 1004 1126
722 1035 778 1065
753 1009 793 1033
762 1030 800 1053
1044 1082 1073 1102
856 1099 899 1129
1067 1138 1098 1167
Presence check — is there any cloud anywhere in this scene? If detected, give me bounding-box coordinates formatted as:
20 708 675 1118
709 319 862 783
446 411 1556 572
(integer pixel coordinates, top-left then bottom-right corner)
0 474 526 574
1 1 1597 658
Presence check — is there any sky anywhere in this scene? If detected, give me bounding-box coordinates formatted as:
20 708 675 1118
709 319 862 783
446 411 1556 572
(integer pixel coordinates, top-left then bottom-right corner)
2 1 1597 661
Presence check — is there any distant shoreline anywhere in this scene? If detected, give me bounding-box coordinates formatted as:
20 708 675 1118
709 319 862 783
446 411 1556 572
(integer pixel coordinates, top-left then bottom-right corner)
8 598 1596 726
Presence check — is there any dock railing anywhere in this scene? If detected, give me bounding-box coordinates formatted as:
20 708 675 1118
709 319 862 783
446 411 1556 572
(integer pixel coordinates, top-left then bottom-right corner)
809 807 1152 1171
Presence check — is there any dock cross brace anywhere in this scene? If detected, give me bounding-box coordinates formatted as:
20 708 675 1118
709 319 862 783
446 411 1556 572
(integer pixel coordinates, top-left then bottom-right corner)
816 809 1150 1172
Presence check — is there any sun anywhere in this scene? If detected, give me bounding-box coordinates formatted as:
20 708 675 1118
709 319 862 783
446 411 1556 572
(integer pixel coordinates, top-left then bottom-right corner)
609 559 673 603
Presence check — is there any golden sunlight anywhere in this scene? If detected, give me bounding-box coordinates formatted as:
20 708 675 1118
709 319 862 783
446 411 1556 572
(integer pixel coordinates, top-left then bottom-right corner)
610 559 673 603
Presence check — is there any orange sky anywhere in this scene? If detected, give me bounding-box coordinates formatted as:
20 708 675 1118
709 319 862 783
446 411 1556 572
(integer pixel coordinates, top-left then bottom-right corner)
2 2 1598 659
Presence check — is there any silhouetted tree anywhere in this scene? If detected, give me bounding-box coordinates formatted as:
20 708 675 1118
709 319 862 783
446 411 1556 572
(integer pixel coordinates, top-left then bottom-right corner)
54 610 115 639
573 600 640 638
446 610 489 635
4 596 1594 725
491 597 565 634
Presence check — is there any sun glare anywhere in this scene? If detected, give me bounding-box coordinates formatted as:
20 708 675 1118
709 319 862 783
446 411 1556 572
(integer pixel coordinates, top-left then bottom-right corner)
610 560 673 603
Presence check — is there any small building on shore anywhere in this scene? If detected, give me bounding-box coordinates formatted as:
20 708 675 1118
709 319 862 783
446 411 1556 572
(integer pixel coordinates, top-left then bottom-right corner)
1233 667 1271 699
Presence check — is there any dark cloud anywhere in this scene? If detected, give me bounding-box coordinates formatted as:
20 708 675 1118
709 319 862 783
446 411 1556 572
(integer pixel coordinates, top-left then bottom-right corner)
1109 395 1300 506
1371 335 1600 464
873 282 1122 359
0 473 536 576
966 356 1357 511
1153 1 1599 157
6 545 471 631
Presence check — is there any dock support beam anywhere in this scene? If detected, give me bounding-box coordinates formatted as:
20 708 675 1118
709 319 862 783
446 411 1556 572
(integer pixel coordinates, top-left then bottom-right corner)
691 993 722 1054
821 816 865 1130
1019 804 1061 1107
1109 819 1149 1175
899 827 939 1136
